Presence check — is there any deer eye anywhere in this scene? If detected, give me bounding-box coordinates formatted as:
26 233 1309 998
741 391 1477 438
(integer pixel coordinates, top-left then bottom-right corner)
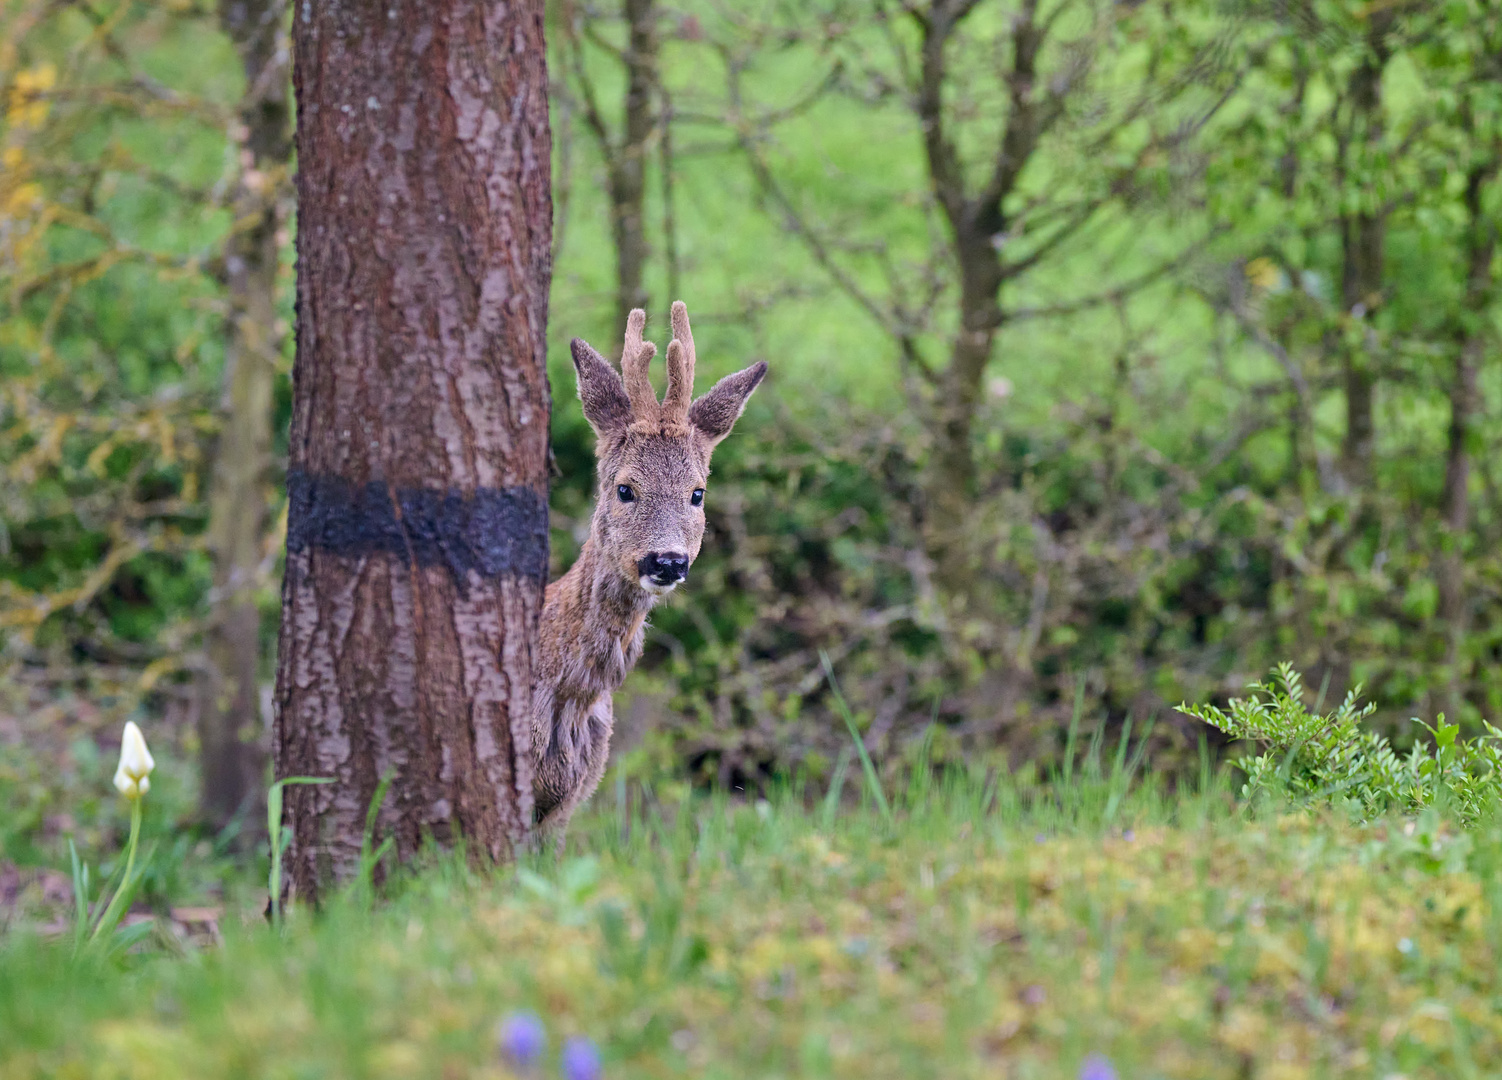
690 489 704 507
616 484 635 503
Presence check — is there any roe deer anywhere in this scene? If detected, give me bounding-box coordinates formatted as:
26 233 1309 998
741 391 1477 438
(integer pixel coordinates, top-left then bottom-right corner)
531 302 767 843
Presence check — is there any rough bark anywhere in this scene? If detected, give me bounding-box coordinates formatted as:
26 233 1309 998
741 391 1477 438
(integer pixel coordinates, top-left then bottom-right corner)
276 0 553 901
199 0 292 829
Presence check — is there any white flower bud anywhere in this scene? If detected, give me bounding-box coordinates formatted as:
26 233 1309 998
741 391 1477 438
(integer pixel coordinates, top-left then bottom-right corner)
112 721 155 801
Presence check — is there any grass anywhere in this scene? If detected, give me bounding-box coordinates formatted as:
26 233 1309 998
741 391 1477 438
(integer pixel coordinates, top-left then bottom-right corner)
4 746 1502 1080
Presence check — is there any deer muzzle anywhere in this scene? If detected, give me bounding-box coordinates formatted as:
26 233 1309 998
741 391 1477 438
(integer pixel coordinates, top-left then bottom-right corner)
637 552 689 589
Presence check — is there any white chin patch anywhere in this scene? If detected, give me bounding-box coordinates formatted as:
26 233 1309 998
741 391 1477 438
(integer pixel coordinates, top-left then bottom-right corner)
639 577 678 596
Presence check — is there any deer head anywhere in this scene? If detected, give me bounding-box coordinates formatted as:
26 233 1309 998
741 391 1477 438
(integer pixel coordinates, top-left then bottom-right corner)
569 302 767 594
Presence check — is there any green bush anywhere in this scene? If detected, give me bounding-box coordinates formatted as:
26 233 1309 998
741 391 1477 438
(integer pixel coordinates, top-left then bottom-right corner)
1179 664 1502 823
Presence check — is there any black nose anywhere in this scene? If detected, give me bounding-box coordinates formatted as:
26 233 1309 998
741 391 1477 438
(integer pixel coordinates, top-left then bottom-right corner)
638 552 689 585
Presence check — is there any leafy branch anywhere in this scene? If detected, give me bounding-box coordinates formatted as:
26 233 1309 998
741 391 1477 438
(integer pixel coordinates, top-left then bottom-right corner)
1179 663 1502 823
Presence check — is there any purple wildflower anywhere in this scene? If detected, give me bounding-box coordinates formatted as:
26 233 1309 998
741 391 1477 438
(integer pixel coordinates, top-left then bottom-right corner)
1079 1053 1118 1080
497 1012 547 1069
561 1036 602 1080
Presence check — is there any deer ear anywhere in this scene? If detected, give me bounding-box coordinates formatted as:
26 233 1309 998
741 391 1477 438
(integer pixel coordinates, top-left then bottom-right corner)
571 337 632 436
688 361 767 446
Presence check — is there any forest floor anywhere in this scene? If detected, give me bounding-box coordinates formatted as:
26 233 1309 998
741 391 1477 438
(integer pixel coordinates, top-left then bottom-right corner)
2 761 1500 1080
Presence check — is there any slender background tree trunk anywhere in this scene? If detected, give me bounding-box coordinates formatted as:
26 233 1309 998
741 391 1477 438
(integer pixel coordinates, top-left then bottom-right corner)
276 0 553 901
913 1 1030 593
613 0 655 330
1440 153 1499 719
926 263 1000 590
1338 207 1383 490
200 0 291 830
563 0 659 333
1336 15 1392 494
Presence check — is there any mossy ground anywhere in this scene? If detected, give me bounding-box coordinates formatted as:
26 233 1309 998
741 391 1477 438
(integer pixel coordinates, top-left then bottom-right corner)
3 769 1500 1080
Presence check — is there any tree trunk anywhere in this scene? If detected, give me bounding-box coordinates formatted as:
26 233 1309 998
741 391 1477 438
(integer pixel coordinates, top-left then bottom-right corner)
561 0 656 333
612 0 656 332
1336 16 1392 493
199 0 291 830
658 74 681 306
276 0 553 902
1439 158 1498 719
926 237 1002 590
913 0 1034 593
1338 209 1382 490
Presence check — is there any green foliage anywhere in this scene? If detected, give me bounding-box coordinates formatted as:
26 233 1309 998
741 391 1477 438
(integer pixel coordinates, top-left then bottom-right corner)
6 0 1502 807
9 773 1502 1077
355 773 397 910
65 802 156 959
265 776 330 928
551 0 1502 784
0 2 267 735
820 649 891 825
1180 664 1502 822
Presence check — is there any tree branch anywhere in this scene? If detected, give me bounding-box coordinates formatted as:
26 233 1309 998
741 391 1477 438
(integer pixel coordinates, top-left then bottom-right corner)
1010 227 1223 322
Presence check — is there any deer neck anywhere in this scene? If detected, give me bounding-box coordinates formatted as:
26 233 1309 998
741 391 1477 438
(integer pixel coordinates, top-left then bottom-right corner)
542 533 656 701
575 535 656 635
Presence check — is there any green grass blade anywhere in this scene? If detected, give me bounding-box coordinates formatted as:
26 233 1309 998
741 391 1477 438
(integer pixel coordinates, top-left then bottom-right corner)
356 774 397 905
820 651 891 825
1062 673 1085 789
266 776 332 926
820 746 852 830
68 839 89 950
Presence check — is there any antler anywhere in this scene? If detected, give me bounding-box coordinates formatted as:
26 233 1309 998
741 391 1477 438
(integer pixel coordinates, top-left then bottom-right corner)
610 304 697 429
661 300 696 424
620 308 659 423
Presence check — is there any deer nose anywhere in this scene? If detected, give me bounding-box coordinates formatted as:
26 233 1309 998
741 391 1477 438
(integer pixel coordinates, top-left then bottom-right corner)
638 552 689 586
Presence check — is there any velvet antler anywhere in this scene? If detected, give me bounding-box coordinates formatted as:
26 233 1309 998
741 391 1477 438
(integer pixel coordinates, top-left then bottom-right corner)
661 301 696 425
619 308 659 423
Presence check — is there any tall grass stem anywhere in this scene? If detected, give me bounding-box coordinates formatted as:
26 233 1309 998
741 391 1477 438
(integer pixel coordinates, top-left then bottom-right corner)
820 650 892 825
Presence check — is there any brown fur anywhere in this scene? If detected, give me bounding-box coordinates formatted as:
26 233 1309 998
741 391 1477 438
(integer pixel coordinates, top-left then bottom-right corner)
531 303 767 844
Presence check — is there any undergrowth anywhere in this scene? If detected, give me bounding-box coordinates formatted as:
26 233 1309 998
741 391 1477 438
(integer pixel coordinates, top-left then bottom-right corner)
7 685 1502 1078
1179 663 1502 824
6 669 1502 1077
